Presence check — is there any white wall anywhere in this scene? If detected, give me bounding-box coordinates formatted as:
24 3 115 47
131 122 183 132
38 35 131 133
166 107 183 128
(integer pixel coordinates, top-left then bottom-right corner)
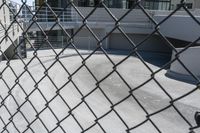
0 1 23 58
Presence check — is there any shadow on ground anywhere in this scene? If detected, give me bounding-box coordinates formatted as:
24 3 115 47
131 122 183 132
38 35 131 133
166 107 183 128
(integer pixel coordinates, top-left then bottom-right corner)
107 49 172 68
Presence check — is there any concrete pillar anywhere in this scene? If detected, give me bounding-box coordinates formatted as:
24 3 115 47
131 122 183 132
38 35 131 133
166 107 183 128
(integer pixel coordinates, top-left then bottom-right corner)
194 0 200 9
103 28 109 49
0 55 2 62
57 30 62 47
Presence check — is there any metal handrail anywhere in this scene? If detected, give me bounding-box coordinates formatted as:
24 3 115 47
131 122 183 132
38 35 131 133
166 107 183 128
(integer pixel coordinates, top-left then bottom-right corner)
28 35 103 50
8 5 77 23
5 1 162 25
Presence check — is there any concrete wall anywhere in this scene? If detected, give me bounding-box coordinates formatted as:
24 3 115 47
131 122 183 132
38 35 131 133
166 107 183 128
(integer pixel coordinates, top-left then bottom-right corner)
154 15 200 43
194 0 200 9
73 28 107 50
168 46 200 80
75 7 150 23
72 28 168 52
0 24 22 52
109 33 171 53
29 7 200 43
26 7 200 52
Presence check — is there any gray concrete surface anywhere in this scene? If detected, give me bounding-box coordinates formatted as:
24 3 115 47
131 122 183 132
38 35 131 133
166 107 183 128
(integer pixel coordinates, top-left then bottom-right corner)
0 49 199 133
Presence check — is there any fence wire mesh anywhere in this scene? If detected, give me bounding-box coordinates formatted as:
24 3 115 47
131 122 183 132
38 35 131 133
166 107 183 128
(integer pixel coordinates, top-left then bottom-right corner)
0 0 200 132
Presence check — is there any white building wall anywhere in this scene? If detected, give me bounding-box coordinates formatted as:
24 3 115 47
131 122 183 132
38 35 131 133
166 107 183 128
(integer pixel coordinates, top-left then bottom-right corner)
0 0 10 27
0 1 23 59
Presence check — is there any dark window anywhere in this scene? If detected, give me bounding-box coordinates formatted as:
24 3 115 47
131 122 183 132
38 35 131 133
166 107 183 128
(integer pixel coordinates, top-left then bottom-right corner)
142 0 171 10
78 0 87 7
128 0 136 8
77 0 172 10
177 3 193 9
186 3 193 9
47 0 58 7
78 0 97 7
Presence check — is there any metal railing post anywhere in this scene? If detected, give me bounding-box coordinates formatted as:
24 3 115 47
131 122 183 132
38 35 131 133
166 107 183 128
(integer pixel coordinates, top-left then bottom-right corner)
76 9 78 22
12 24 14 36
62 11 65 22
46 7 48 22
61 36 63 47
25 6 27 22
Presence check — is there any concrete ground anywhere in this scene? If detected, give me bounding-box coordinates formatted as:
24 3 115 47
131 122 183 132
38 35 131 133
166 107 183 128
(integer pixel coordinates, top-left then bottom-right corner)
0 49 199 133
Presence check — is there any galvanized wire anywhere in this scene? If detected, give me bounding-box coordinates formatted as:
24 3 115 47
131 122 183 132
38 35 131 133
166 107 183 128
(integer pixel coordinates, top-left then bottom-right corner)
0 0 200 133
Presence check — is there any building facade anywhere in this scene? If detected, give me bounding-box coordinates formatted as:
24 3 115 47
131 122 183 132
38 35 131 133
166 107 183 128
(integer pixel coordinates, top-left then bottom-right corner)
76 0 200 10
35 0 173 10
171 0 200 10
75 0 172 10
31 0 200 51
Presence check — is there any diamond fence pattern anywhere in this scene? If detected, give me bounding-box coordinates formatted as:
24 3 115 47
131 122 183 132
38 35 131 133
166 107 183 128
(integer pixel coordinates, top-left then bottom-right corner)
0 0 200 133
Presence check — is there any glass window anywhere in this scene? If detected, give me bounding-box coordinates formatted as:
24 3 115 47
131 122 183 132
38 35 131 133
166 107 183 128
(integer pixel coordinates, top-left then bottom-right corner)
143 0 171 10
177 3 193 9
78 0 101 7
78 0 87 7
186 3 193 9
76 0 172 10
128 0 135 8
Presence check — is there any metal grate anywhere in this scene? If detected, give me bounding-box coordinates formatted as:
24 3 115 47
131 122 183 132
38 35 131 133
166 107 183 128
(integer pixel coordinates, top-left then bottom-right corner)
0 0 200 132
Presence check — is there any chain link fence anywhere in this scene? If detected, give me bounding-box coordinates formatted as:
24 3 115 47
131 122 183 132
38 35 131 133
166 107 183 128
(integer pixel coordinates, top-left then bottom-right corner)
0 0 200 132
